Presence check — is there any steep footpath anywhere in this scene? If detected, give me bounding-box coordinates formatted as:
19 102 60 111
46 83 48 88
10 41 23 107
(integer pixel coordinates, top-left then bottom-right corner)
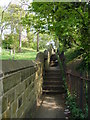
26 53 66 118
43 54 66 94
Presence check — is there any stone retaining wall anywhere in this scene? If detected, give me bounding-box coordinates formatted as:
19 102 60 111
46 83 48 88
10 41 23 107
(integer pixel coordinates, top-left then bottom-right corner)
0 46 53 119
0 59 44 119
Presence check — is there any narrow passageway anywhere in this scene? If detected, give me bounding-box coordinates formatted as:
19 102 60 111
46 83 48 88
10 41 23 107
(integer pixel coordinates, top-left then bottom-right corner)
31 94 65 118
26 53 66 118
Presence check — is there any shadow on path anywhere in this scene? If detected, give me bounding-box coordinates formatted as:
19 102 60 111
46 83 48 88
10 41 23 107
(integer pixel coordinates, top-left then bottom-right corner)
26 94 66 118
26 53 66 118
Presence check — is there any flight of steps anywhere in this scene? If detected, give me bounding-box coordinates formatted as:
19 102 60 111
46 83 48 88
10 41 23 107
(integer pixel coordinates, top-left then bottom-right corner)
43 54 66 94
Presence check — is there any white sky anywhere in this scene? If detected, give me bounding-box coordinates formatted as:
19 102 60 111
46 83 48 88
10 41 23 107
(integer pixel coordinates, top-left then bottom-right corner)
0 0 32 7
0 0 33 39
0 0 14 7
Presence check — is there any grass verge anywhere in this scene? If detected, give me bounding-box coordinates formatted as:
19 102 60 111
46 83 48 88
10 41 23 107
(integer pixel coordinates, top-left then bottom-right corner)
0 48 38 60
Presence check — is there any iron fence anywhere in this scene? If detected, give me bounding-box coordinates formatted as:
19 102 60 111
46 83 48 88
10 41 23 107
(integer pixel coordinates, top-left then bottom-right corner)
66 72 90 117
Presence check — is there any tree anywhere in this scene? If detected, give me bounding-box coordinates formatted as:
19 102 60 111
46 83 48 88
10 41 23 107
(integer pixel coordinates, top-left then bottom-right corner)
39 33 53 49
2 33 19 51
22 5 48 51
28 2 89 70
0 2 11 41
1 3 25 52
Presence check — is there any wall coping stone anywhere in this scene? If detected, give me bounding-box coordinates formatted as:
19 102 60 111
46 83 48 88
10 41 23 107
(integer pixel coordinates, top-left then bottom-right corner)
36 52 44 63
0 60 37 76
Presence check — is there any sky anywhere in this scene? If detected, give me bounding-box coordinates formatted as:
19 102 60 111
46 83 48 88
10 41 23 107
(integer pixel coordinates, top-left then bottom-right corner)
0 0 32 7
0 0 32 39
0 0 14 7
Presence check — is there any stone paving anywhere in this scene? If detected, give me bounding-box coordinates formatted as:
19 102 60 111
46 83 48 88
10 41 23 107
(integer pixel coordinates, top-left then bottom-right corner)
26 94 66 118
26 54 66 119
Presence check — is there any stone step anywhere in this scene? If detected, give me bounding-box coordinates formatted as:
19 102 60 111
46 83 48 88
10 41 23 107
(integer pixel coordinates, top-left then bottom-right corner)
43 84 64 89
45 72 61 76
45 72 62 76
45 75 62 79
44 78 62 81
43 61 66 94
43 81 64 85
43 89 66 94
43 85 65 91
45 69 61 73
45 76 62 80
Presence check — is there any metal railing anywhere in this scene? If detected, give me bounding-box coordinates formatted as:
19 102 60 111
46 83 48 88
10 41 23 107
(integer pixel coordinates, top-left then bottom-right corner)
66 71 90 116
57 49 90 118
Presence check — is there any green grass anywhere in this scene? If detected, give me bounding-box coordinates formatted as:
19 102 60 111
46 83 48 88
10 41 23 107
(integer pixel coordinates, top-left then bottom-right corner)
0 48 38 60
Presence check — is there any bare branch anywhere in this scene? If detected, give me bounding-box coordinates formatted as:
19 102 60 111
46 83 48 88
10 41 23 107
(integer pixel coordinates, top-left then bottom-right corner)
1 23 10 31
2 1 12 20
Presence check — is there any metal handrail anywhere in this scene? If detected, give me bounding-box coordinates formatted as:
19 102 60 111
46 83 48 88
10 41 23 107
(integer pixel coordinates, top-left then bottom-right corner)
66 72 90 81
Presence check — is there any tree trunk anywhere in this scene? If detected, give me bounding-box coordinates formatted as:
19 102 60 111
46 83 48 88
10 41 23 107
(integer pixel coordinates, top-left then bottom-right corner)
1 28 3 40
19 3 23 53
19 26 22 52
88 2 90 120
37 32 39 52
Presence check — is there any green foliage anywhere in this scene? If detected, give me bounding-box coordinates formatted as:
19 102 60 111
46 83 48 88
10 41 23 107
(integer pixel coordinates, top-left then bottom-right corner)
1 3 25 51
29 2 89 71
65 46 90 71
2 33 19 50
22 41 29 48
1 2 89 67
22 32 35 48
39 33 52 49
66 91 88 119
0 6 2 21
3 4 25 26
65 47 83 63
59 56 88 119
